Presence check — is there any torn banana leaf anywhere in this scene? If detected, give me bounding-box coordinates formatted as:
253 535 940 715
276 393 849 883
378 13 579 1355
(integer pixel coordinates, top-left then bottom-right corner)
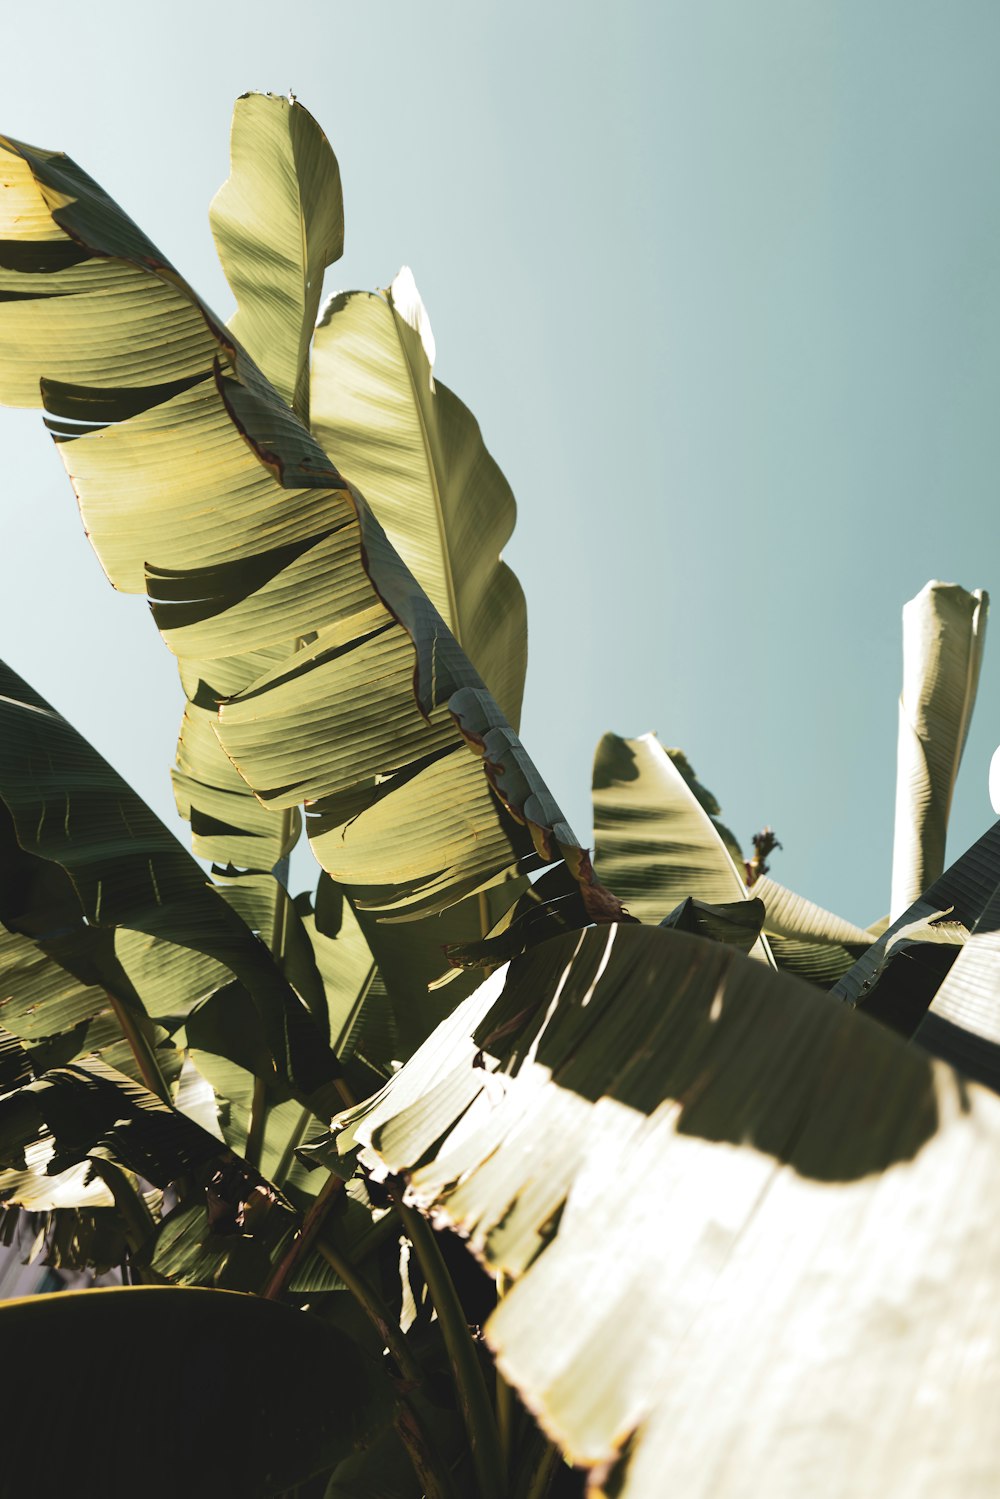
0 1051 299 1285
0 103 623 1006
0 1196 136 1274
0 1142 115 1215
0 1052 278 1195
0 787 189 1116
890 580 987 919
340 922 1000 1499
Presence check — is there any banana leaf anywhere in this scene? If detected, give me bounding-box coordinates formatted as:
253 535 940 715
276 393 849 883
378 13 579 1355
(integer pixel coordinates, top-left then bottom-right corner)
338 922 1000 1497
0 658 341 1104
0 109 624 1001
890 580 987 918
751 875 873 986
210 91 343 423
593 731 881 986
913 879 1000 1090
833 819 1000 1037
310 266 527 729
592 732 766 938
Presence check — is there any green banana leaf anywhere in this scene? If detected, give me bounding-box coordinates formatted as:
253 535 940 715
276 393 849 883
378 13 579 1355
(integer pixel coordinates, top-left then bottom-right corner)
0 658 340 1104
890 580 988 919
183 91 334 932
337 922 1000 1497
309 267 527 730
211 91 343 423
592 732 764 926
593 731 877 985
0 113 622 959
593 731 776 963
0 1286 368 1497
751 875 873 986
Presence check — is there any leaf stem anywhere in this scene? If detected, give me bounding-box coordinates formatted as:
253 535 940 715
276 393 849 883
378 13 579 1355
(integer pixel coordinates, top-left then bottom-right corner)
249 816 296 1168
314 1238 459 1499
313 1239 418 1384
496 1273 514 1474
272 1104 313 1187
104 990 171 1104
392 1399 459 1499
520 1441 560 1499
393 1192 506 1499
245 1074 268 1168
262 1170 344 1301
88 1158 156 1258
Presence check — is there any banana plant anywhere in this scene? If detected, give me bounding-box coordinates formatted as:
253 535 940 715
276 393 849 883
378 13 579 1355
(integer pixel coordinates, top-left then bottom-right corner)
0 92 603 1498
3 89 1000 1499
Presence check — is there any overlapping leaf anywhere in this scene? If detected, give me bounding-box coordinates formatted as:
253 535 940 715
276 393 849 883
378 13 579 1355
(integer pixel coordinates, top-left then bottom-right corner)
750 875 873 986
310 266 527 728
833 820 1000 1034
592 733 760 921
338 922 1000 1498
0 109 624 1024
176 93 334 922
0 1047 302 1285
593 731 878 985
0 659 340 1103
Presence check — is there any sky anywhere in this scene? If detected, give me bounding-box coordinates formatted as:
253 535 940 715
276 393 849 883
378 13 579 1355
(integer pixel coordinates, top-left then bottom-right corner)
2 0 999 926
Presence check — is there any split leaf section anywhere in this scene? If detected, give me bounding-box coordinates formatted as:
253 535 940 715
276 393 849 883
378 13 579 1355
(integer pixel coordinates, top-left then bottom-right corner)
0 102 620 1015
340 920 1000 1499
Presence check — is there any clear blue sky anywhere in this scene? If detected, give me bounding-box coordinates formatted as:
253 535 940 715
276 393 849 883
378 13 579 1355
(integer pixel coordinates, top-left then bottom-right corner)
2 0 999 925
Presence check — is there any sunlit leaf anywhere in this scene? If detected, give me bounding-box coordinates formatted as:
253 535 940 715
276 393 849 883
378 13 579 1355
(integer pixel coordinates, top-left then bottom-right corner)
890 580 988 918
593 731 772 961
310 267 527 728
211 90 343 421
0 659 340 1102
342 923 1000 1497
0 109 626 1008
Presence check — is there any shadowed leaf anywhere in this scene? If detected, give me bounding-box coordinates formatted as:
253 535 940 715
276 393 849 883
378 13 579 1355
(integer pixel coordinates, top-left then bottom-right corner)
0 1286 367 1496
